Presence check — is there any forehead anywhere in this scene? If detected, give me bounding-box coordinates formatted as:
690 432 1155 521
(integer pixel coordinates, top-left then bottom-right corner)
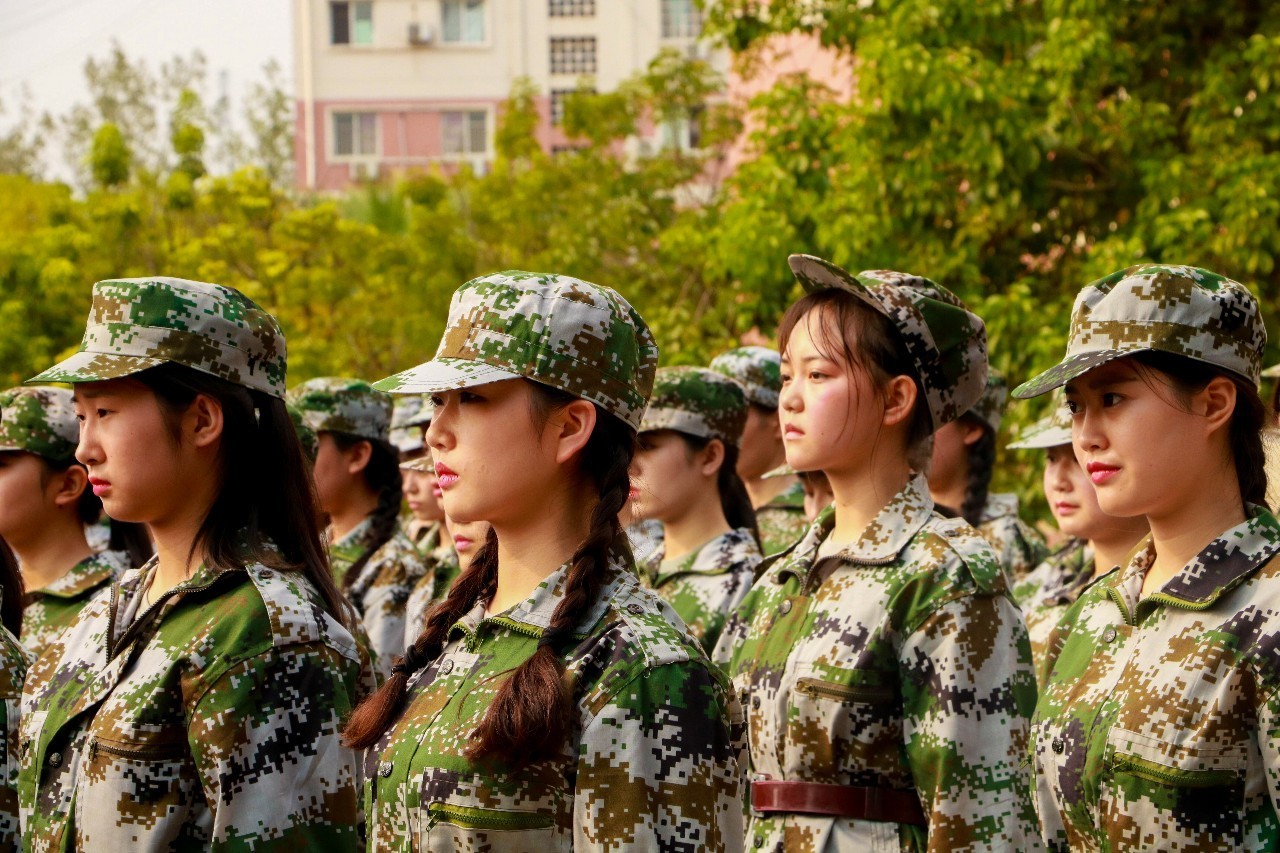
1064 358 1141 392
71 377 149 401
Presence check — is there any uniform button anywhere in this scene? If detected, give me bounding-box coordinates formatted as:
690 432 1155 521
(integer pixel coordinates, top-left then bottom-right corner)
47 752 62 768
751 696 761 710
738 690 749 707
378 761 393 778
779 600 792 615
439 659 454 675
1051 737 1064 755
1102 628 1118 643
626 603 644 616
754 837 765 848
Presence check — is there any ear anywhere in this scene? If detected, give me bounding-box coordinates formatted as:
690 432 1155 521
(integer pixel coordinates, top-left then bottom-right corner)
1200 376 1238 437
50 464 89 509
880 375 919 428
345 439 374 475
959 418 986 447
549 399 598 465
187 393 225 450
698 438 727 477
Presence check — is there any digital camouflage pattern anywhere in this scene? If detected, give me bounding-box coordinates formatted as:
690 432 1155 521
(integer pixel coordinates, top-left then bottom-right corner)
1009 538 1093 673
0 387 78 465
787 255 989 431
1032 509 1280 850
28 277 288 398
390 395 432 454
641 527 762 652
289 377 393 442
1006 405 1072 451
364 555 745 851
373 271 659 432
21 550 128 661
756 478 809 557
286 402 319 460
710 345 783 408
0 610 30 853
330 517 429 678
1013 264 1266 399
18 558 374 852
976 493 1050 582
713 475 1040 852
625 518 665 567
640 365 748 447
967 371 1007 434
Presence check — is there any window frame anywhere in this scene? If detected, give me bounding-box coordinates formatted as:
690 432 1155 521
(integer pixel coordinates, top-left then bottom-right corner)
548 0 595 17
660 0 701 39
330 1 374 46
548 36 598 75
330 110 379 159
440 0 488 46
440 109 490 157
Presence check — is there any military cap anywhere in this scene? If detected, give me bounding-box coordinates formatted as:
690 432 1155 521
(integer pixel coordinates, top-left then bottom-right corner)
1013 264 1265 398
0 387 79 465
289 378 392 443
640 366 748 447
1262 363 1280 379
788 254 989 432
762 463 798 479
286 403 320 461
966 370 1007 433
709 346 782 409
399 456 434 473
1006 402 1072 450
29 277 287 397
390 395 432 454
374 271 659 431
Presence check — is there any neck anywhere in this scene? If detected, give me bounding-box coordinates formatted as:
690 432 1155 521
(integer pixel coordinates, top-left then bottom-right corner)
928 470 968 517
9 517 95 593
661 491 731 561
1088 525 1149 580
1142 473 1246 595
490 482 594 614
827 452 913 545
744 473 794 510
330 488 379 541
149 511 210 596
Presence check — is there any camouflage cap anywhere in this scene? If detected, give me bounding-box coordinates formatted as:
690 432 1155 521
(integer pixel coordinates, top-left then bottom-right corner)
640 366 748 447
762 462 799 479
1006 402 1072 450
288 377 392 443
966 370 1008 434
1012 264 1265 398
374 271 659 431
390 395 432 454
286 403 320 461
0 387 79 464
788 254 989 432
709 346 782 409
1262 363 1280 379
28 277 287 397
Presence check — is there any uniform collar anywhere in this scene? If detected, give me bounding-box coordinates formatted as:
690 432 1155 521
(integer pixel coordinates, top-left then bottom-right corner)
766 479 805 510
332 515 378 554
978 492 1020 524
32 550 126 599
649 528 760 585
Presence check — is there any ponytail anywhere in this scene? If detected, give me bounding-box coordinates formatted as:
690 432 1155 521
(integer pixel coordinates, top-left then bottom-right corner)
329 433 403 589
679 434 761 548
959 415 996 528
343 382 636 765
0 537 23 637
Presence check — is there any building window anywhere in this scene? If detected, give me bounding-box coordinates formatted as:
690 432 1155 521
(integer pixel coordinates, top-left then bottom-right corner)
330 1 373 45
442 111 488 155
549 37 597 74
333 112 378 157
549 0 595 16
551 87 595 125
442 0 486 43
660 0 701 38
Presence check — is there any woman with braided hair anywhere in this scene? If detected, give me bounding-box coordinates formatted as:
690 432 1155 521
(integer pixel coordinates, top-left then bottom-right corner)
343 271 743 851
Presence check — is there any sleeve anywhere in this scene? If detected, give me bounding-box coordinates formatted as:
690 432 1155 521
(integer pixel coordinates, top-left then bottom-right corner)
361 550 428 677
572 659 746 852
900 593 1043 853
188 644 363 852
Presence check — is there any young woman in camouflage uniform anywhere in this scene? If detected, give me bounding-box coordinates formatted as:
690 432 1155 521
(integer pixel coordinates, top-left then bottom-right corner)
17 276 373 851
402 515 490 649
711 346 809 555
0 387 149 659
291 378 429 676
1014 264 1280 850
630 365 763 652
343 270 744 850
1005 406 1148 672
928 372 1049 581
714 255 1039 852
0 533 31 853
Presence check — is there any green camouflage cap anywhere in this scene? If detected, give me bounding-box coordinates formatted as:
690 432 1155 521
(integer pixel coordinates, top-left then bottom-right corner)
286 403 320 461
28 277 287 397
390 395 432 454
1012 264 1265 399
762 462 799 479
288 377 392 443
0 386 79 464
1006 402 1072 450
640 366 748 447
788 254 989 432
374 271 659 431
966 370 1007 433
709 346 781 409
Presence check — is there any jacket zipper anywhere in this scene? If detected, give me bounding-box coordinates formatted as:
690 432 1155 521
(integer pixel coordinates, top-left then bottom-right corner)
108 578 224 661
88 736 180 761
795 677 894 704
426 802 555 830
1113 755 1238 788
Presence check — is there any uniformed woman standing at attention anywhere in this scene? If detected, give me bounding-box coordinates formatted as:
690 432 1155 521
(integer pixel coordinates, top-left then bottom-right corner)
715 255 1039 852
1014 264 1280 850
343 271 743 851
17 276 371 852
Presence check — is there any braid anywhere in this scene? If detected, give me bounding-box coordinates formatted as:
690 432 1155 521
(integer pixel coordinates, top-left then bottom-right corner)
332 435 403 589
717 444 761 549
959 417 996 528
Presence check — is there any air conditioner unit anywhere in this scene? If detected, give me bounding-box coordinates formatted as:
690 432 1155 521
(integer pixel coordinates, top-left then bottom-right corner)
409 23 434 46
349 160 380 181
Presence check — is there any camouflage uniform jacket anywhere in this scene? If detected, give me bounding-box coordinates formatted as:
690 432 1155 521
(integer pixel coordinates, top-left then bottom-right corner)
713 475 1041 852
642 527 762 653
21 551 128 661
364 555 746 851
977 493 1049 582
1010 539 1093 673
757 479 808 557
0 620 30 853
1032 508 1280 851
332 517 430 677
18 558 373 852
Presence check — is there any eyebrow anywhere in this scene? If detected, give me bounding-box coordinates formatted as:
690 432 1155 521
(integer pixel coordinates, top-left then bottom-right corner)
1066 373 1140 393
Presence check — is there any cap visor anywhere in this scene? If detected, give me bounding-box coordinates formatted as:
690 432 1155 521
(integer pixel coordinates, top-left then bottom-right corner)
27 351 167 387
1006 428 1073 450
787 255 888 317
1263 364 1280 379
373 357 523 395
398 456 434 473
1011 350 1133 399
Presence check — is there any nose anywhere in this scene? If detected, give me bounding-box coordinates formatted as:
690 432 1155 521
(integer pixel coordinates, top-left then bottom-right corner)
1047 454 1073 493
1072 403 1105 455
779 377 801 414
75 418 101 467
425 399 452 452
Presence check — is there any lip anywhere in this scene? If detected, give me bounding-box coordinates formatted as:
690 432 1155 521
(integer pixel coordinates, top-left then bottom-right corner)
627 485 641 502
407 500 422 512
88 476 111 497
1052 501 1079 515
453 536 473 551
435 462 459 490
1086 461 1120 485
782 423 805 439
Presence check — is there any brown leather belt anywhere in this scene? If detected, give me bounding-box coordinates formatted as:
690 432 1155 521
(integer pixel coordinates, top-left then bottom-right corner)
751 780 926 825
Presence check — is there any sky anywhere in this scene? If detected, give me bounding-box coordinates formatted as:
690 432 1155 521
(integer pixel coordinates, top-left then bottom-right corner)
0 0 292 172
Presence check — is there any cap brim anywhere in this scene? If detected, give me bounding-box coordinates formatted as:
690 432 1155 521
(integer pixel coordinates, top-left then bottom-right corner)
788 254 888 318
373 357 523 395
1011 349 1132 399
398 456 433 472
1006 428 1073 450
27 351 167 387
1263 364 1280 379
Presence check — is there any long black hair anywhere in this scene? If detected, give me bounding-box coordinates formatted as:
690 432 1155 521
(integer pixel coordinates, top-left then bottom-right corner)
673 432 761 548
0 537 23 636
328 432 403 588
957 414 996 528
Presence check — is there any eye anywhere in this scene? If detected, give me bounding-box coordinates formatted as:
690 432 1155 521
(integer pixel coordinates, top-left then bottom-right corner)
459 390 483 403
1062 399 1080 416
1101 392 1123 407
779 371 793 384
808 370 827 381
428 394 445 407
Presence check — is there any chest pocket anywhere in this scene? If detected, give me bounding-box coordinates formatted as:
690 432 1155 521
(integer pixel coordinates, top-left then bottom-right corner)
419 803 563 852
1100 725 1248 850
784 669 903 787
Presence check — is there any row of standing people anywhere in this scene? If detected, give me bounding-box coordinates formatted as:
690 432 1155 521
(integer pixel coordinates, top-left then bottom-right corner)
0 257 1273 851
